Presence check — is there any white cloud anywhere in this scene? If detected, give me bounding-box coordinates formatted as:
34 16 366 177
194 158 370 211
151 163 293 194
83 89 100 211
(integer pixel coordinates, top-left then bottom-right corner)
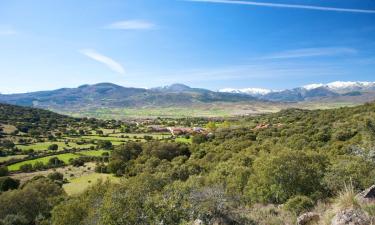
106 20 155 30
80 49 125 74
187 0 375 14
264 47 357 59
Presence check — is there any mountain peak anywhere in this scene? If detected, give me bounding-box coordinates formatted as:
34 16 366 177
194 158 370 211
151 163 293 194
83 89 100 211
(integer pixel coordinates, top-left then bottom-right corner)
152 83 192 92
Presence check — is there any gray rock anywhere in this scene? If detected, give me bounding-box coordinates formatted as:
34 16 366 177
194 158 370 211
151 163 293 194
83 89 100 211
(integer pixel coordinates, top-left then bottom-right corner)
331 209 370 225
357 185 375 203
297 212 320 225
193 219 204 225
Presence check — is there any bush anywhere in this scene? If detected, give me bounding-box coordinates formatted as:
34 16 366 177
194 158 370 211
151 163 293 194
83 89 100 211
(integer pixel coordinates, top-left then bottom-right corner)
48 144 59 151
284 195 314 215
20 164 33 172
0 177 20 192
192 134 207 144
47 157 64 167
0 166 8 177
70 158 84 167
323 156 375 193
247 150 328 203
97 140 112 150
47 172 64 181
33 161 45 171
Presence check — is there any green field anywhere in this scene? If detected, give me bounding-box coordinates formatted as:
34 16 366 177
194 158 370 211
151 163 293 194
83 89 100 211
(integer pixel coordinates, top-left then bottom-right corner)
78 150 110 157
174 137 192 144
17 141 94 152
63 173 120 195
0 155 28 163
8 153 80 171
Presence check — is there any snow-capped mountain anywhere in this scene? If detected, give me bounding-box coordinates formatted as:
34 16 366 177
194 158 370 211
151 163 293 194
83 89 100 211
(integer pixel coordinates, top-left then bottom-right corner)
303 81 375 93
218 88 273 96
219 81 375 102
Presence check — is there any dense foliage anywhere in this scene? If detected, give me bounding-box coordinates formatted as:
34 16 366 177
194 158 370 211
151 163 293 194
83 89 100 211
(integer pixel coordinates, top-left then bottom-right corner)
49 102 375 224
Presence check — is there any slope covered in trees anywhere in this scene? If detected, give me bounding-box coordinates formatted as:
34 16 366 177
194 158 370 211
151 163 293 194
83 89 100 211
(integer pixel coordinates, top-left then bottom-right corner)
49 102 375 224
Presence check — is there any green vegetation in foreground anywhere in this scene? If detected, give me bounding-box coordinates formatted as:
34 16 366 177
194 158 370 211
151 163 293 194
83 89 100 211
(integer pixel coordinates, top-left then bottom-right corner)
50 102 375 225
63 173 119 196
8 153 79 171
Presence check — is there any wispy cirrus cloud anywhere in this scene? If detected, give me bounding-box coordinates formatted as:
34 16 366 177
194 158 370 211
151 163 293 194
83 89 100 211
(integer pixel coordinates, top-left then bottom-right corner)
186 0 375 14
80 49 125 74
106 20 155 30
264 47 358 59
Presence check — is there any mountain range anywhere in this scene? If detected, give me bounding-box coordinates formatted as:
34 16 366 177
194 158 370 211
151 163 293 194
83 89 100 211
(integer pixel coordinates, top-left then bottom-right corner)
0 83 256 110
219 81 375 102
0 81 374 117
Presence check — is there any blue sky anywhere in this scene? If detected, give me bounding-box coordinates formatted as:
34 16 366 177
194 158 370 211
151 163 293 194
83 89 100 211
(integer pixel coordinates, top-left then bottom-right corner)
0 0 374 93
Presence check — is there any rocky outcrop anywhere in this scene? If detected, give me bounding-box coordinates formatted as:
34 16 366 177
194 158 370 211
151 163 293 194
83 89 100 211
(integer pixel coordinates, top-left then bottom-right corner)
356 185 375 203
331 209 370 225
297 212 320 225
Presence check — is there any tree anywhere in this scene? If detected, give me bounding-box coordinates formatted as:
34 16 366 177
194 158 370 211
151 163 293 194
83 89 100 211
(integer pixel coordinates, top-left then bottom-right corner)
0 177 20 192
323 156 375 193
192 134 207 144
20 164 33 172
0 166 8 177
47 157 64 167
0 177 64 224
48 144 59 151
47 172 64 181
70 158 85 167
1 140 14 149
97 140 112 150
246 150 328 203
205 121 217 132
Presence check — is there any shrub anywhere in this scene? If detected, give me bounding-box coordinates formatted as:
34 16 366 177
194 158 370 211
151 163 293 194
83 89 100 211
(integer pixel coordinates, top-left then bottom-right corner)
48 144 59 151
97 140 112 150
0 177 20 192
246 150 328 203
70 158 84 167
47 157 64 167
20 164 33 172
284 195 314 215
0 166 8 177
47 172 64 181
33 161 45 171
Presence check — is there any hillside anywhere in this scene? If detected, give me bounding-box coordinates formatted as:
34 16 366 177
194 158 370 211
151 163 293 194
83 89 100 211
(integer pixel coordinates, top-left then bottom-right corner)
0 83 256 110
1 82 374 119
1 102 375 224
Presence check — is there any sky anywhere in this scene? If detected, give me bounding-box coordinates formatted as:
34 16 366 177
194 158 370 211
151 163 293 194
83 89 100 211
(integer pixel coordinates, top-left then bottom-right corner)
0 0 374 93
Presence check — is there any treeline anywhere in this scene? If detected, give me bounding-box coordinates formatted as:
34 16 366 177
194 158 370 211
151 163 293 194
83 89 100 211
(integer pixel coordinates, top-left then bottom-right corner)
0 103 124 136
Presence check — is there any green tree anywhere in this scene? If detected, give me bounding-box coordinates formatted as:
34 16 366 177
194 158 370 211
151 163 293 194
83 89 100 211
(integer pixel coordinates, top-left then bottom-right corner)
0 166 8 177
0 177 20 192
48 144 59 151
246 150 328 203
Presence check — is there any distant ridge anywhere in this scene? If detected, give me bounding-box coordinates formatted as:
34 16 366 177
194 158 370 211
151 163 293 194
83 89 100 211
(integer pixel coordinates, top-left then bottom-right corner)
219 81 375 101
0 81 374 115
0 83 256 110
